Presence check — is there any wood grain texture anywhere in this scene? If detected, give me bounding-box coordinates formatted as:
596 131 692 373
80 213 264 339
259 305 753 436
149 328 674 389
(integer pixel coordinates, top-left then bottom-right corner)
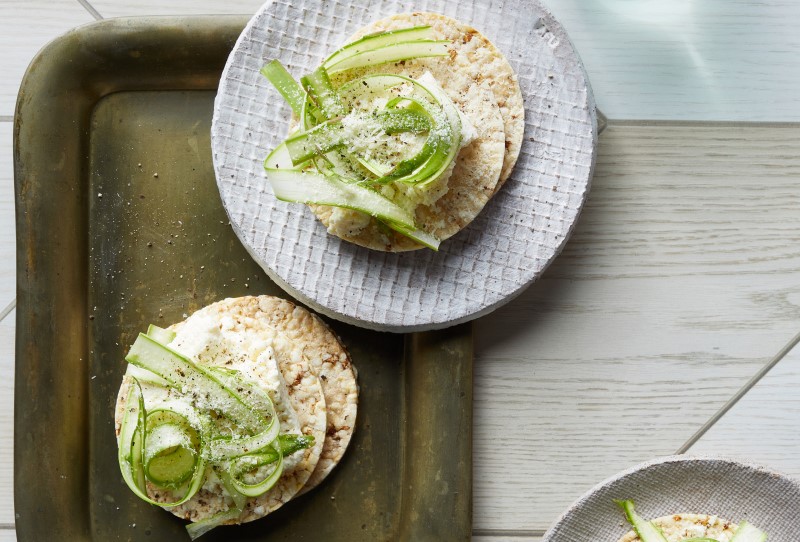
688 339 800 476
0 311 14 526
0 91 10 522
0 123 15 305
473 124 800 531
88 0 265 17
0 0 93 116
545 0 800 122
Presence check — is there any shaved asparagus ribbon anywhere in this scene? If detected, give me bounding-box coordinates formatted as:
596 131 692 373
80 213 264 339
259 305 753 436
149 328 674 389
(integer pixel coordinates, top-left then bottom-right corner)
261 25 464 250
118 326 313 540
323 25 448 73
615 500 669 542
615 500 767 542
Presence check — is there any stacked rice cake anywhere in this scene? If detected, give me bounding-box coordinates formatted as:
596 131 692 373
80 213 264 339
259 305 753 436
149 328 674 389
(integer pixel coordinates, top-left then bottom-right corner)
313 12 525 251
115 295 358 524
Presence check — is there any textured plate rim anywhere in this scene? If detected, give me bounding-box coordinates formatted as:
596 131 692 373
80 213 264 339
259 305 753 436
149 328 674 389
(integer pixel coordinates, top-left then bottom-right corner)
541 454 800 541
211 0 598 332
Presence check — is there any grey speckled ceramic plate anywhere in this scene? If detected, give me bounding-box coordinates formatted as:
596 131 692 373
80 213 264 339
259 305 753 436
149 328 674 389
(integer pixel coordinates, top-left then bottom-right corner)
211 0 597 332
542 455 800 542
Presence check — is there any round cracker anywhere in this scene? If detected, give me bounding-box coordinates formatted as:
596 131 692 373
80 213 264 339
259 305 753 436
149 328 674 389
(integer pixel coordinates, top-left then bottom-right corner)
312 13 515 251
618 513 738 542
233 296 358 492
353 12 525 186
114 296 329 524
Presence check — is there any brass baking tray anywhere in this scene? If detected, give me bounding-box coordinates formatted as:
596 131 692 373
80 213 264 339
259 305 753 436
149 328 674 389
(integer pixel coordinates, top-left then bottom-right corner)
14 17 472 541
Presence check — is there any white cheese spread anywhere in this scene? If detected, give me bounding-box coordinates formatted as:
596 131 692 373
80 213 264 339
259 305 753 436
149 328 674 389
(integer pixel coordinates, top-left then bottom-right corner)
326 71 477 239
126 311 303 473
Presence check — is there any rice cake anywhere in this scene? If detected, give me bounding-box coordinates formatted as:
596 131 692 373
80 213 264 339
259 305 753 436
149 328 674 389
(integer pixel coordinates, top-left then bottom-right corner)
312 12 518 251
114 295 357 524
618 513 739 542
228 296 358 492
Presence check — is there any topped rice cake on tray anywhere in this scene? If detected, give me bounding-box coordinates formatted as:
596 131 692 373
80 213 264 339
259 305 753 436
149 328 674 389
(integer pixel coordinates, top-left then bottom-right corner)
115 295 357 538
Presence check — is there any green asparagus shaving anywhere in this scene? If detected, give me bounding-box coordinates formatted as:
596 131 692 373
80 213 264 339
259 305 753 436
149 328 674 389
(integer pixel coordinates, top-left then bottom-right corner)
729 521 767 542
143 409 200 488
126 334 272 433
265 142 416 228
146 324 176 345
301 66 348 119
339 75 459 186
284 108 432 166
615 500 669 542
285 119 347 165
186 507 243 541
326 40 450 74
323 25 436 71
357 155 393 177
118 380 207 508
376 107 431 134
260 59 306 116
385 222 441 251
323 26 448 74
123 325 176 385
227 443 284 497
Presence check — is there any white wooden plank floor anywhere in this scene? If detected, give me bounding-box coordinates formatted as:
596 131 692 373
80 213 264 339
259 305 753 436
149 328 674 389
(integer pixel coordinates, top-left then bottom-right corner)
688 333 800 476
0 119 14 533
0 313 14 529
0 0 94 117
473 123 800 535
0 123 14 303
2 2 800 541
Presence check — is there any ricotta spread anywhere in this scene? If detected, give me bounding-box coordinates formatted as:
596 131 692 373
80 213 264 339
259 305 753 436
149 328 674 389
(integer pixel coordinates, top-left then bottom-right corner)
126 311 304 474
325 71 477 239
